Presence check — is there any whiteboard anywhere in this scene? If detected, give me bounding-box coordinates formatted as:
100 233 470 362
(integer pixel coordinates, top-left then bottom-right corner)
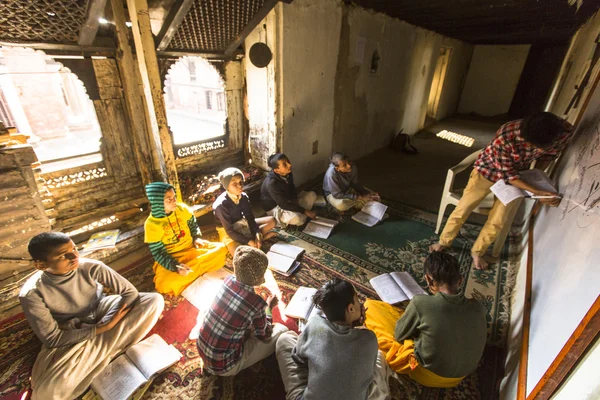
527 84 600 394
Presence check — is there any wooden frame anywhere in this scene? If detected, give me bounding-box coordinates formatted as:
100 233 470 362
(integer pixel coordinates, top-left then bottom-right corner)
155 0 195 51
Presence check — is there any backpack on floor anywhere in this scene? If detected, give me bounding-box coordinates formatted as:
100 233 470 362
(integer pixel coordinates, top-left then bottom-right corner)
391 129 418 154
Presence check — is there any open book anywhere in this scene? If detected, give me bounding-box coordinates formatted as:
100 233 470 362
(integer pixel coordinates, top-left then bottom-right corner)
266 243 305 276
352 201 388 227
314 194 327 207
182 268 232 311
302 216 340 239
91 334 182 400
490 169 559 206
81 230 120 253
284 286 318 319
370 271 428 304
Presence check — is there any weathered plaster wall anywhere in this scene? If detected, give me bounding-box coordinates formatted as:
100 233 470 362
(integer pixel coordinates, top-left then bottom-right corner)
278 0 342 184
244 10 279 171
458 45 530 116
245 0 473 184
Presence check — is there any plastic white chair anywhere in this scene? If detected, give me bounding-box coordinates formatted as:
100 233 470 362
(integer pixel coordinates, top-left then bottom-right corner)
435 149 519 258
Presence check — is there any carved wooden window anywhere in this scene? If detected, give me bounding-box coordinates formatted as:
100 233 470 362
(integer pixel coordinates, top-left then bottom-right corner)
0 47 103 173
163 56 228 158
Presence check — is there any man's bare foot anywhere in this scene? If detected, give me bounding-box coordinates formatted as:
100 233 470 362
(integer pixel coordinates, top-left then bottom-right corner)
429 243 448 252
263 231 278 241
472 254 488 270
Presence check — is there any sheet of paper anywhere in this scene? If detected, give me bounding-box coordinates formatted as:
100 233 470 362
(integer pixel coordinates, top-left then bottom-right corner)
182 276 226 311
303 221 333 239
361 201 388 220
270 243 305 259
391 271 427 299
312 216 339 228
267 251 295 273
369 274 408 304
490 179 525 206
126 334 182 380
91 355 147 400
284 287 318 319
352 211 380 227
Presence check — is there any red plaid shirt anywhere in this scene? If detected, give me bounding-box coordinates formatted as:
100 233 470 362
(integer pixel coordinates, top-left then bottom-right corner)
196 276 272 374
474 119 573 183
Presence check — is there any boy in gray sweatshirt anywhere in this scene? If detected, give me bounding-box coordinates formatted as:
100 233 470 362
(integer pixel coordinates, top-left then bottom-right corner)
276 278 391 400
19 232 164 400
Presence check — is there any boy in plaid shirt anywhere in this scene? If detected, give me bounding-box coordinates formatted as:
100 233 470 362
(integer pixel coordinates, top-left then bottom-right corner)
431 112 573 270
196 246 288 375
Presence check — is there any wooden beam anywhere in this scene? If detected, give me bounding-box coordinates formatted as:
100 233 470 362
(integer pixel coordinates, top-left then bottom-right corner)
79 0 109 46
109 0 156 185
126 0 181 198
157 50 232 60
155 0 195 51
224 0 279 57
527 297 600 400
0 41 115 56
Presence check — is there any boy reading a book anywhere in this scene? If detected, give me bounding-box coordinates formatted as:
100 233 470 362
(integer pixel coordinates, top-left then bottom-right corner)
323 152 379 212
213 167 278 256
276 278 391 400
261 153 318 227
19 232 164 400
197 246 288 376
364 252 487 388
144 182 228 296
431 112 573 269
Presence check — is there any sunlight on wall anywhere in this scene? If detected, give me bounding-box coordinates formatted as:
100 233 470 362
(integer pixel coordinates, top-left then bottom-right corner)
436 130 475 147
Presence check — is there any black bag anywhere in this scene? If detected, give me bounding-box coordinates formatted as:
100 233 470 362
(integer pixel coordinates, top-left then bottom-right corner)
391 130 418 154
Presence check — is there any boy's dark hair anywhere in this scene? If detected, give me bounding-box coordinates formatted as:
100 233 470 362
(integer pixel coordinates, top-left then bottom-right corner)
312 278 355 322
424 252 462 287
521 112 566 148
330 152 348 167
28 232 71 261
268 153 289 170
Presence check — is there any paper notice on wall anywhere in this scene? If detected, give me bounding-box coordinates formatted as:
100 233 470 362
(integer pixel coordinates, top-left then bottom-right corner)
355 37 366 65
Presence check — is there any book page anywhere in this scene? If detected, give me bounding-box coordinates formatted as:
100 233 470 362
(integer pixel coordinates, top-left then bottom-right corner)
311 216 339 228
270 243 305 259
314 195 327 207
91 354 147 400
284 287 318 319
369 274 408 304
82 229 120 253
182 276 227 311
126 334 182 380
352 211 380 227
303 221 333 239
520 169 558 195
267 251 295 273
361 201 388 220
390 271 428 299
490 179 525 206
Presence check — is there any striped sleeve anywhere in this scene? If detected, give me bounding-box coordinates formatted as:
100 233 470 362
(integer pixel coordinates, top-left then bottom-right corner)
187 215 202 239
148 241 178 272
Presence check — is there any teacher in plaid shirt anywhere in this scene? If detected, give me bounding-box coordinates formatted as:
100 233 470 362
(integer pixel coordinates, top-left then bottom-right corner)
196 246 287 375
431 112 574 270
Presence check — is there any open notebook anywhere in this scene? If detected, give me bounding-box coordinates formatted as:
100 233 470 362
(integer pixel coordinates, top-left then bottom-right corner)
352 201 388 227
370 271 428 304
490 169 559 205
266 243 305 276
302 216 339 239
91 334 182 400
284 286 324 331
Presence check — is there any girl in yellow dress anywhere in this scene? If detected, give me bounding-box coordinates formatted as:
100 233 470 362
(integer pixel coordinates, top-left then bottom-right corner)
144 182 228 296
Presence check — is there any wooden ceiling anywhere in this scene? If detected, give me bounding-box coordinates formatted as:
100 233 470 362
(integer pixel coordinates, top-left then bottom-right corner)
350 0 600 45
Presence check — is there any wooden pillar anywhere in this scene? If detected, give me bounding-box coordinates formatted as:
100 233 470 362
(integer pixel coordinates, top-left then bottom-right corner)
109 0 156 186
125 0 181 199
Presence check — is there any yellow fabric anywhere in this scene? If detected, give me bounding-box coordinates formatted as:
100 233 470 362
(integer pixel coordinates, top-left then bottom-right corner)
364 300 464 388
144 203 195 254
216 226 239 248
152 241 227 296
439 169 519 255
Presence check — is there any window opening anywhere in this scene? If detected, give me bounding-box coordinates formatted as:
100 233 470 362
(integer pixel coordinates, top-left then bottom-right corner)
164 56 227 150
0 47 103 169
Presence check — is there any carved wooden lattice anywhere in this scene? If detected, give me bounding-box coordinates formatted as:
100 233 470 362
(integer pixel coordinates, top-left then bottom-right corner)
0 0 90 44
168 0 266 52
45 167 108 189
